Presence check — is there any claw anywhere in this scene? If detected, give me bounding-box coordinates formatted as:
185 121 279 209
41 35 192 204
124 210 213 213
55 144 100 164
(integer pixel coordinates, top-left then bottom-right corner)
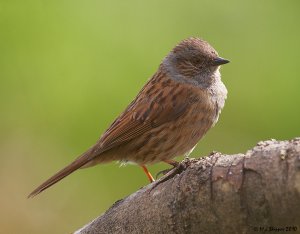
164 159 179 167
150 160 190 192
156 168 172 179
156 160 179 179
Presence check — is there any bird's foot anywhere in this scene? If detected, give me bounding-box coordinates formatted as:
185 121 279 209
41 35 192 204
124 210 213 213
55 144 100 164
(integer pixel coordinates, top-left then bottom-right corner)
156 160 180 179
151 158 193 191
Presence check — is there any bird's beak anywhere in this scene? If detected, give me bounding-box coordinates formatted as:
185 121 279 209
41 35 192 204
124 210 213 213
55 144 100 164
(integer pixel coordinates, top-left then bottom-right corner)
213 57 230 66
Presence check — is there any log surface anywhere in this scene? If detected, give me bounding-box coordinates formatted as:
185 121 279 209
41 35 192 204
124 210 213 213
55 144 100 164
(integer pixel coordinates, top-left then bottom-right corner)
75 138 300 234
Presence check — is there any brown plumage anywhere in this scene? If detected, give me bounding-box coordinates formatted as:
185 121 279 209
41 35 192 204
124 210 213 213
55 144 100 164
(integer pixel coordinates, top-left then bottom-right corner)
28 37 229 198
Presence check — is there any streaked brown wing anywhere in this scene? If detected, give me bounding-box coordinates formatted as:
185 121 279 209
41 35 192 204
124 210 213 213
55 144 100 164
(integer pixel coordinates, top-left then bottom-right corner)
92 76 192 156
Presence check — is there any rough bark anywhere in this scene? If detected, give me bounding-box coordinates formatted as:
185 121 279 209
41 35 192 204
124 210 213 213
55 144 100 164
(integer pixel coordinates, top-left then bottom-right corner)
75 138 300 234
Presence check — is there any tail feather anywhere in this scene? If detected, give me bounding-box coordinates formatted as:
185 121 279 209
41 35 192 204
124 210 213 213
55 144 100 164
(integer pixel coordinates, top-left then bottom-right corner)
28 153 91 198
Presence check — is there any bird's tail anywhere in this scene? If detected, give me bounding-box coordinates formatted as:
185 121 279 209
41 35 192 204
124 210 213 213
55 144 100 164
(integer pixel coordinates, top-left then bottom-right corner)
28 150 93 198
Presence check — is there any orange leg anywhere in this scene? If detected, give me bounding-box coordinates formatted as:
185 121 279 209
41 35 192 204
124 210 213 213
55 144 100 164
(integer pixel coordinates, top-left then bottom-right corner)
141 165 155 183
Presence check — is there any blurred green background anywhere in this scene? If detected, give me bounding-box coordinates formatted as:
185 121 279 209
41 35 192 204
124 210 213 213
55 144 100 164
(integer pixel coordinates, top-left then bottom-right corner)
0 0 299 233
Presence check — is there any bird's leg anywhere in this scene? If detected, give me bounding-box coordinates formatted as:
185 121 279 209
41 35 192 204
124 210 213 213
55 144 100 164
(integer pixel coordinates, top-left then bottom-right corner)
156 160 179 179
150 159 190 192
141 165 155 183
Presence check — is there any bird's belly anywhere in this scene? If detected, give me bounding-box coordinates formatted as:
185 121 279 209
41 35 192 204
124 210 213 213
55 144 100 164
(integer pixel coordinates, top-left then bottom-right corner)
124 102 216 165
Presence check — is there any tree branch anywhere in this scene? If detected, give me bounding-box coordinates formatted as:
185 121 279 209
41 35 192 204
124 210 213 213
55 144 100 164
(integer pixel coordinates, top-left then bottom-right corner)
75 138 300 234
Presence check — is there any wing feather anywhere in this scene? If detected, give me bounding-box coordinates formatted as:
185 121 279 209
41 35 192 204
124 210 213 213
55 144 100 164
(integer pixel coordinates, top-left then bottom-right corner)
92 75 192 156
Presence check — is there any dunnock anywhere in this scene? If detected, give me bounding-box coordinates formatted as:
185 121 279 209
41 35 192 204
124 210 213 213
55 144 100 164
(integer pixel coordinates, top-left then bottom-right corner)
29 37 229 197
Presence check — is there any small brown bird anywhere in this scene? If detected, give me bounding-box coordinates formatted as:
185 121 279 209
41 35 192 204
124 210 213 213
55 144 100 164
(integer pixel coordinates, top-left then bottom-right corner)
28 37 229 198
